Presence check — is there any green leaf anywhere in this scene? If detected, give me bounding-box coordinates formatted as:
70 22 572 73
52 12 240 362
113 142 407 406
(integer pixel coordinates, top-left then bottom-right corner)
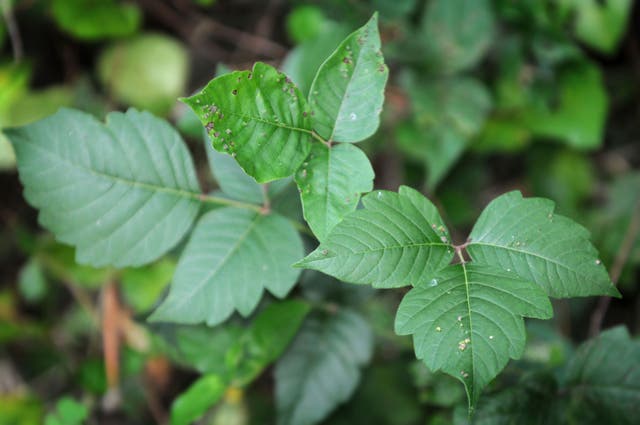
395 263 553 409
7 108 201 268
0 131 16 170
98 34 189 115
153 323 243 375
170 374 226 425
296 186 454 288
420 0 495 74
570 0 632 54
205 136 290 204
228 300 311 385
522 62 607 150
18 259 47 303
295 143 374 241
120 259 176 313
562 326 640 424
275 309 373 425
51 0 141 40
45 397 88 425
183 62 313 183
399 77 491 188
2 86 74 127
150 208 303 325
467 191 619 298
281 26 349 96
286 5 329 43
308 13 388 143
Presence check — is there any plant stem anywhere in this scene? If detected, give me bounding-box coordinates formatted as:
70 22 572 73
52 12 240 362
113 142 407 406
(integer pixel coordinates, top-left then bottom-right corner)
198 193 263 212
589 198 640 336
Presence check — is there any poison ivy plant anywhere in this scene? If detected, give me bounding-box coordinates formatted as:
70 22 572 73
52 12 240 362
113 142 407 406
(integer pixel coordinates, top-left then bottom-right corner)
275 309 373 425
298 187 618 410
6 9 625 423
7 108 201 268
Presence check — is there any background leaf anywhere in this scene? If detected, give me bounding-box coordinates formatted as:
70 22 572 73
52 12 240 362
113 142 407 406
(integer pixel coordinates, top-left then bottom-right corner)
395 263 552 409
295 143 374 241
275 309 373 425
170 374 226 425
468 191 619 298
150 208 303 326
297 186 453 288
308 13 388 143
7 108 201 267
184 62 313 182
562 326 640 424
51 0 141 40
420 0 495 74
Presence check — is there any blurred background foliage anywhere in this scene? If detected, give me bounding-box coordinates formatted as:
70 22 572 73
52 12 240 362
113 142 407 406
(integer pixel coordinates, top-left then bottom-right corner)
0 0 639 424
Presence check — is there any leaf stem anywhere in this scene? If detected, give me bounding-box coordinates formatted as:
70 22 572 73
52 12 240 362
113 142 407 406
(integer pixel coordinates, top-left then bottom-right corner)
198 193 263 212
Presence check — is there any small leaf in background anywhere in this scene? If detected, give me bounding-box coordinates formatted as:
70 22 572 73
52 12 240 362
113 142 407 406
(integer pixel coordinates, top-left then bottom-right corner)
281 27 349 96
528 147 595 216
0 394 44 425
98 34 189 115
150 208 303 326
399 77 492 189
297 186 453 288
295 143 374 241
153 323 244 375
522 61 607 150
309 13 388 143
468 191 619 298
1 86 73 127
275 309 373 425
18 259 47 304
0 131 15 170
286 5 328 43
184 62 313 182
170 374 226 425
420 0 495 74
7 108 201 268
36 239 111 288
562 326 640 424
205 137 290 204
120 259 176 313
395 264 552 409
0 62 31 125
565 0 633 54
44 397 88 425
51 0 141 40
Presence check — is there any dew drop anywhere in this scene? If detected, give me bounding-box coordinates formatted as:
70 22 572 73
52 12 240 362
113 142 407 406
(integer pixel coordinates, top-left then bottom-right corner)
349 112 357 121
489 335 494 340
436 326 442 332
429 278 438 287
322 249 328 256
595 259 601 265
457 315 462 322
440 236 448 243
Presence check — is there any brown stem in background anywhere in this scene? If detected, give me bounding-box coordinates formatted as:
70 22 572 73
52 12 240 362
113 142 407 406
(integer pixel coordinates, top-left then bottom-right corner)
102 281 121 394
589 198 640 337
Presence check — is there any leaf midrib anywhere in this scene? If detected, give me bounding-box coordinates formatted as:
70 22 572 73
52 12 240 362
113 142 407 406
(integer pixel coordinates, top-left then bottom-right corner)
346 241 449 256
24 137 201 202
224 110 314 138
169 212 263 312
469 241 591 280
